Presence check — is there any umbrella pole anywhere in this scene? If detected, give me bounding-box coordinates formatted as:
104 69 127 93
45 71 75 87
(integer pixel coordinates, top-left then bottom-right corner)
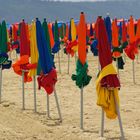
47 94 50 118
68 54 70 74
136 53 139 64
22 70 25 110
101 108 105 137
58 51 61 73
113 93 125 139
75 52 77 64
80 86 84 130
116 58 120 78
132 60 136 84
54 86 62 122
33 76 37 113
123 53 126 63
0 65 2 103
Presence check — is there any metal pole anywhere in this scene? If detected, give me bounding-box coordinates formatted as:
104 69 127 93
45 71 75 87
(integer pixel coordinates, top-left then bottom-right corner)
54 86 62 122
75 53 77 64
136 54 139 64
22 71 25 110
113 92 125 140
80 86 84 130
0 65 2 104
101 108 105 137
132 60 135 84
47 94 50 118
116 58 120 79
68 54 70 74
33 76 37 112
58 51 61 73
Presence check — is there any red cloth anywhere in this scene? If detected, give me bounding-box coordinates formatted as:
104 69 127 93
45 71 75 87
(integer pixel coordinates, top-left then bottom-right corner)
124 42 138 60
37 69 57 95
66 40 77 57
95 17 120 88
19 21 30 57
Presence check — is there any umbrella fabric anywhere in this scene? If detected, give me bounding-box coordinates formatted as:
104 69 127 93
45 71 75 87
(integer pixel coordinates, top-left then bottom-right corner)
136 19 140 45
65 18 78 56
0 23 2 47
0 21 12 69
42 19 51 53
12 55 32 82
28 21 39 77
52 21 60 54
95 17 120 119
125 16 138 60
90 39 98 56
72 12 92 88
37 68 57 94
19 20 30 56
104 16 112 46
36 19 56 95
112 19 121 58
48 23 55 48
78 13 86 65
36 19 53 74
12 20 31 82
42 20 55 68
71 18 78 52
0 20 8 53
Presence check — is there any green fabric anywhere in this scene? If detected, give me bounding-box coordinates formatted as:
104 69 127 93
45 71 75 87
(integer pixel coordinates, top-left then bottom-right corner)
42 20 51 54
113 41 128 54
121 41 128 49
71 59 92 89
0 21 8 53
0 23 2 51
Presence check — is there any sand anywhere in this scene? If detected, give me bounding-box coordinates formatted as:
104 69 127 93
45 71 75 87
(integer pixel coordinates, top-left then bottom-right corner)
0 50 140 140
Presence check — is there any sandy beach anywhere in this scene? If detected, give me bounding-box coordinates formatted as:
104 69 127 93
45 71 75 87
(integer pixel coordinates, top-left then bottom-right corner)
0 50 140 140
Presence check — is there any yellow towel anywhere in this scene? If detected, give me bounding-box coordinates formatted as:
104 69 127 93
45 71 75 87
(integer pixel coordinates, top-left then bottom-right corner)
96 63 119 119
28 21 39 77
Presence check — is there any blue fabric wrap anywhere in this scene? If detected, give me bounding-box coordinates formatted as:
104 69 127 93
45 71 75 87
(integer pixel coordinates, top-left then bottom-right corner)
36 19 53 74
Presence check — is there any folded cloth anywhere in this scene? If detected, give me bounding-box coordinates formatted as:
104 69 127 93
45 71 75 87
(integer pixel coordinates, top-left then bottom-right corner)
0 53 8 65
71 59 92 89
124 42 138 60
66 40 77 57
12 55 32 83
37 68 57 95
96 63 120 119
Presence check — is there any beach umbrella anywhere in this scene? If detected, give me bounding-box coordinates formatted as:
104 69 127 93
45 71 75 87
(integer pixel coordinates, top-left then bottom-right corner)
12 19 31 110
52 20 61 73
0 20 8 53
104 16 112 47
28 20 39 112
48 23 55 49
65 18 78 74
125 16 138 84
42 18 51 53
72 12 92 129
36 18 62 121
42 18 55 117
95 17 124 139
0 20 12 103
